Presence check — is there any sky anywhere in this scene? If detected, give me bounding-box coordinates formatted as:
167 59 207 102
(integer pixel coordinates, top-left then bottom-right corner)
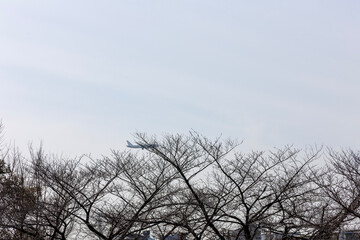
0 1 360 156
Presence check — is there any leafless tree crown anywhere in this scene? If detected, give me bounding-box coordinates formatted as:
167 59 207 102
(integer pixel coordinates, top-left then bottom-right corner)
1 129 359 240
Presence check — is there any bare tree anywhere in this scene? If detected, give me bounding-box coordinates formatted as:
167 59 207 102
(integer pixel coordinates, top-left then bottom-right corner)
33 148 181 240
327 150 360 220
135 133 323 240
30 148 80 240
307 150 360 239
267 149 360 240
3 124 360 240
135 132 241 240
0 124 43 239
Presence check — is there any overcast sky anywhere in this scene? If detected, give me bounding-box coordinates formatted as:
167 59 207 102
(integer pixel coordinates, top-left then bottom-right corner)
1 1 359 156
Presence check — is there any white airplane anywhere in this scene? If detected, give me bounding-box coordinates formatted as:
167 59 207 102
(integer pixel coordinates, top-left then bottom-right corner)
126 141 159 149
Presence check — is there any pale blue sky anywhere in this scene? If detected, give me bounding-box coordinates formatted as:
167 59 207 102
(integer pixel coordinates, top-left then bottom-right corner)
1 1 359 155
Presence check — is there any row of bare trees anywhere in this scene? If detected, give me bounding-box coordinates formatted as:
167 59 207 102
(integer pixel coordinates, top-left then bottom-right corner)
1 126 360 240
